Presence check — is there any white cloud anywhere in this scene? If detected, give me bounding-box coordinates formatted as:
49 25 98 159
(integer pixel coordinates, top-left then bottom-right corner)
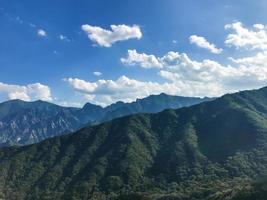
121 49 163 68
64 76 177 106
123 49 267 95
37 29 47 37
0 82 52 102
156 52 264 90
121 49 227 70
81 24 142 47
65 47 267 106
229 51 267 68
225 21 267 50
93 71 102 76
57 101 83 108
254 24 265 30
189 35 223 54
229 51 267 81
224 22 267 86
64 21 267 106
58 34 70 42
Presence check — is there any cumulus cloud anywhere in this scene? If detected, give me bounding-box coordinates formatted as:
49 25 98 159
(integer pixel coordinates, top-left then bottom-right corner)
156 51 267 90
224 22 267 85
121 49 163 68
64 76 178 106
0 82 52 102
121 49 225 70
225 22 267 50
65 48 267 105
93 71 102 76
122 49 267 96
64 21 267 106
189 35 223 54
228 51 267 81
37 29 47 37
229 51 267 68
81 24 142 47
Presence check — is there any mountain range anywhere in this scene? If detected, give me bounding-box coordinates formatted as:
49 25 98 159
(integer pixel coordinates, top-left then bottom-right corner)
0 87 267 199
0 94 212 146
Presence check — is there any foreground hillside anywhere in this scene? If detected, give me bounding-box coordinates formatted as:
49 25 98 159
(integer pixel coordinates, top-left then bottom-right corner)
1 87 267 199
0 94 210 146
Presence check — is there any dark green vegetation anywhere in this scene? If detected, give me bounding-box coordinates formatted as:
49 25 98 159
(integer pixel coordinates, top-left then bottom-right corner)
2 87 267 199
0 94 210 146
232 177 267 200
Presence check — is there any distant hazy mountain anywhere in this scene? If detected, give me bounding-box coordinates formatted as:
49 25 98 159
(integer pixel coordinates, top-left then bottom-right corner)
103 93 212 121
0 87 266 199
0 99 81 146
0 94 212 146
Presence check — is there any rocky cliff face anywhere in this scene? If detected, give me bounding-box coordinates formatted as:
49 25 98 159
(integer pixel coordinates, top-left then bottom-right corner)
0 100 82 146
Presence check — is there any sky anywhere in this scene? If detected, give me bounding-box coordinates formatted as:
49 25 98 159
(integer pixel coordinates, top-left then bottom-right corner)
1 0 267 107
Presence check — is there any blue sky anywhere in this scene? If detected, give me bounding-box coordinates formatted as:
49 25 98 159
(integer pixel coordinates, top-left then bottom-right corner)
1 0 267 106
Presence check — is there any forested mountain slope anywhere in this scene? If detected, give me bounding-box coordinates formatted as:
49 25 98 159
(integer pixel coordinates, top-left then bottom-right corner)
1 88 267 199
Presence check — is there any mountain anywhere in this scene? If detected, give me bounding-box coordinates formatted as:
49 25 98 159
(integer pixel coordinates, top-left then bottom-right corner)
0 87 267 199
0 94 211 146
103 93 212 121
0 100 82 146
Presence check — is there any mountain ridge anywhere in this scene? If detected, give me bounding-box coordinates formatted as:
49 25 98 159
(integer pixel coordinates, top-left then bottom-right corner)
0 87 267 199
0 94 213 146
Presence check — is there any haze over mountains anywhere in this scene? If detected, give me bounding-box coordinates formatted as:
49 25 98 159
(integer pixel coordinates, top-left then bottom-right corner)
0 87 267 199
0 93 212 146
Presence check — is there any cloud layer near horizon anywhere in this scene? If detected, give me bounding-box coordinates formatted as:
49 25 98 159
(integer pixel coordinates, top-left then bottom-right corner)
0 82 52 102
64 21 267 106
